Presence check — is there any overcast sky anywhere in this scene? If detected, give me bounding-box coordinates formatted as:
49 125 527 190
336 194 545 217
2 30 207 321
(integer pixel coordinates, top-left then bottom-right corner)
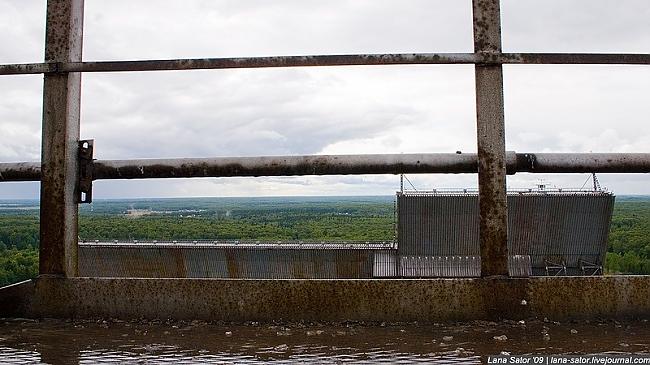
0 0 648 199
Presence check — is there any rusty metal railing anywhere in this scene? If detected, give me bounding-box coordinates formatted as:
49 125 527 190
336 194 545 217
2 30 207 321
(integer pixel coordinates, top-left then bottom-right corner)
0 0 648 278
1 153 649 183
1 53 648 76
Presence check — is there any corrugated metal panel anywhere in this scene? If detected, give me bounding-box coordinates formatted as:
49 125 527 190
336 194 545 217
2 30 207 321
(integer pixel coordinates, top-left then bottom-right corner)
397 192 614 277
79 243 396 279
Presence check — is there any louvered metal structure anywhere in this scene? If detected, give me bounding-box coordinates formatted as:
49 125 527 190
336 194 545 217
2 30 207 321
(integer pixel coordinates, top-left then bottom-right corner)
396 190 614 277
79 240 397 279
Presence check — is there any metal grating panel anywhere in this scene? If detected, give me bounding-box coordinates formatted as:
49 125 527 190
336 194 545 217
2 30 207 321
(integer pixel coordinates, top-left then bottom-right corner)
397 192 614 276
399 256 481 277
508 255 532 277
507 193 614 276
397 194 480 256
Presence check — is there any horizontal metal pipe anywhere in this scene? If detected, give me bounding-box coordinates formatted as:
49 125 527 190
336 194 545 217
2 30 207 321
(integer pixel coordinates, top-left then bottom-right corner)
507 53 650 65
1 53 648 75
516 153 650 173
0 63 54 75
0 162 41 181
1 153 648 182
63 53 475 72
92 154 478 179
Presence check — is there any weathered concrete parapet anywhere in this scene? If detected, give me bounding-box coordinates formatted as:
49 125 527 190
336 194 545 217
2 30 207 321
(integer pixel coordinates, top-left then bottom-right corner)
1 276 648 322
525 276 650 319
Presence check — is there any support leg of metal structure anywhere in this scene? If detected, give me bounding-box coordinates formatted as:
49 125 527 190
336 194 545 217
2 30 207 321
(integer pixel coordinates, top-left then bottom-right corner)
473 0 509 276
39 0 85 277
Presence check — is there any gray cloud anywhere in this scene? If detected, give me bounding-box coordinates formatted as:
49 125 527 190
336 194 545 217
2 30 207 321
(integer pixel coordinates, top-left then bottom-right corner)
80 68 434 158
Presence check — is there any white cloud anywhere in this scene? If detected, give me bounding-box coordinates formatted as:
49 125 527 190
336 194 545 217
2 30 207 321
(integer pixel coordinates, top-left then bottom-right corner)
0 0 648 198
502 0 650 53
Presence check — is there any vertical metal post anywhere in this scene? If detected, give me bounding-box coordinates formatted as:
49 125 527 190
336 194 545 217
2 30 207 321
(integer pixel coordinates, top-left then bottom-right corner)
472 0 509 276
39 0 84 277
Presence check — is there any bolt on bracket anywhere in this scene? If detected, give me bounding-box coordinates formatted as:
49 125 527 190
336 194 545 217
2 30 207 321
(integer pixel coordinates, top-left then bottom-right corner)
77 139 94 204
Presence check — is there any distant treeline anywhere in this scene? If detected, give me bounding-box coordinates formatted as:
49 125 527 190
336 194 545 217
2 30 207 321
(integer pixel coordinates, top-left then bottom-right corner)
78 215 393 242
0 199 648 286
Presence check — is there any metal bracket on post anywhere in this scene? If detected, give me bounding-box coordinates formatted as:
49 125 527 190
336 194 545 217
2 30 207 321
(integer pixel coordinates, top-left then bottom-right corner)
77 139 94 204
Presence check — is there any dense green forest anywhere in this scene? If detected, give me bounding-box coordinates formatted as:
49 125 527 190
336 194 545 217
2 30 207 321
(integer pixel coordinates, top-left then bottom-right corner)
605 198 650 274
0 196 648 286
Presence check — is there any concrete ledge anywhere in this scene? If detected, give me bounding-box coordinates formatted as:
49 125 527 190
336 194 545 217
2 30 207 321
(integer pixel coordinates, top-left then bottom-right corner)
1 276 648 321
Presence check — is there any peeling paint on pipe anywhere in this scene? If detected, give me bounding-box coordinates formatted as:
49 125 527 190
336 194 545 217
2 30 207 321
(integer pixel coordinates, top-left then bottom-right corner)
92 154 478 179
0 162 41 181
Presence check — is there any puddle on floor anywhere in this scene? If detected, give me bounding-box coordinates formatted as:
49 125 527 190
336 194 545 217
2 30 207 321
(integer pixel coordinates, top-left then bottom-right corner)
0 318 648 364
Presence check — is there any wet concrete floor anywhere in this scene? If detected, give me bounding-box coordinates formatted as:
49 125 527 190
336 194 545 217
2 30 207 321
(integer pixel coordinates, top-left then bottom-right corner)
0 318 648 364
